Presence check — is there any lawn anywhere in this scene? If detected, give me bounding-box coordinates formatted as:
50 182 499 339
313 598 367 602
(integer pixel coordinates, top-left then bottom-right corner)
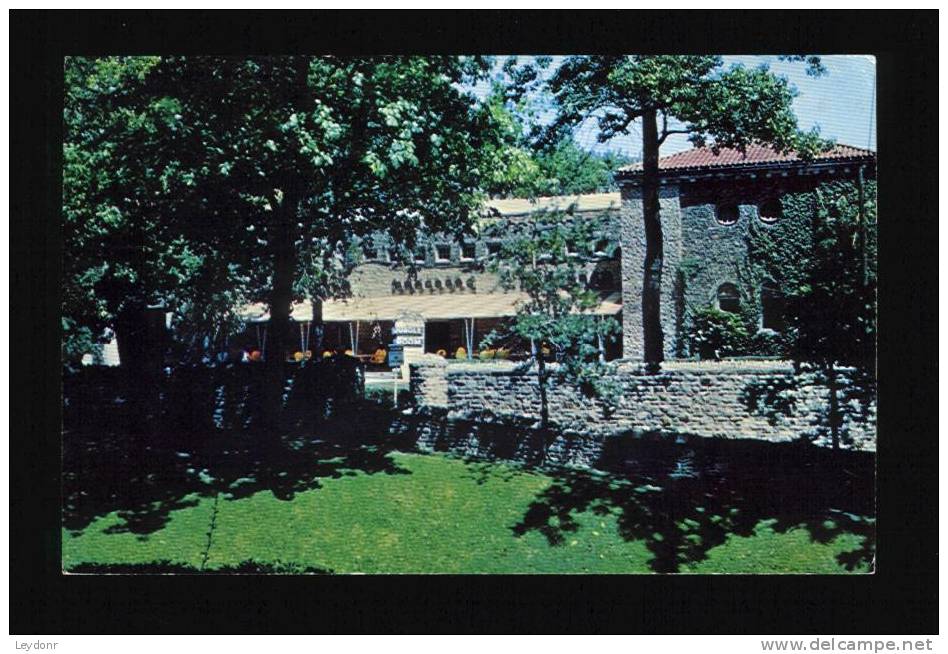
63 449 873 574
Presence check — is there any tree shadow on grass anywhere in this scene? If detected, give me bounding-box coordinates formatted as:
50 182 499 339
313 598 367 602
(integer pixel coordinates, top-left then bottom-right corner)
512 435 875 573
66 559 334 574
63 402 411 539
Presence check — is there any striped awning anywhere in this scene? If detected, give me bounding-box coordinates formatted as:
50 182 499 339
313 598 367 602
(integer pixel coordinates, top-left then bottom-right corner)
237 291 622 323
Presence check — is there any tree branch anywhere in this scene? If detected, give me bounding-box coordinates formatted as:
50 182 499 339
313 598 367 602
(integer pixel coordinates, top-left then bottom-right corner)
657 128 690 146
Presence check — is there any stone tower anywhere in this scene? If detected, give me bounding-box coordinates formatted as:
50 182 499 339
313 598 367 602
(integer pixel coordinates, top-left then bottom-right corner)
618 182 682 360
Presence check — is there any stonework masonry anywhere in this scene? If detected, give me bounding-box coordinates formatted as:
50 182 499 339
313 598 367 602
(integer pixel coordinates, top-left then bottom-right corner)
674 176 829 356
409 355 876 459
619 170 875 360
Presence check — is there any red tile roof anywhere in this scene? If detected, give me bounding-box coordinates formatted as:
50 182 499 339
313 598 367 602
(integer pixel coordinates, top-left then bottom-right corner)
620 142 875 174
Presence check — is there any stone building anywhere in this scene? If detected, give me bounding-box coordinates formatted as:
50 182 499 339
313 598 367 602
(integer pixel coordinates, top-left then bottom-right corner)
616 142 876 359
238 192 624 374
236 142 875 371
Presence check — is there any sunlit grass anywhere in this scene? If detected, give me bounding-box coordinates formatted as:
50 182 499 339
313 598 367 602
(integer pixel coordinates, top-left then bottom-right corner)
63 451 872 574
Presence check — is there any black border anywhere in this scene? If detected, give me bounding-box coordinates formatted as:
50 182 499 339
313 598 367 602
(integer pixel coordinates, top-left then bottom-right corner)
11 10 938 634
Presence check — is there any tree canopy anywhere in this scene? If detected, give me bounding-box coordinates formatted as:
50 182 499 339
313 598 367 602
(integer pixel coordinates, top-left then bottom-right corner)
536 55 829 367
749 178 877 371
63 56 506 365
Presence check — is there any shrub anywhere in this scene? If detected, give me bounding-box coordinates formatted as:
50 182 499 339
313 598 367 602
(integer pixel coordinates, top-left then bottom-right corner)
747 328 791 358
689 307 749 360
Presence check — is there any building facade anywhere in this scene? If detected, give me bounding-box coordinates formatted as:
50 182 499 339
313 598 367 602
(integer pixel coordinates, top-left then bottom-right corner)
234 142 875 371
238 192 624 373
617 143 876 359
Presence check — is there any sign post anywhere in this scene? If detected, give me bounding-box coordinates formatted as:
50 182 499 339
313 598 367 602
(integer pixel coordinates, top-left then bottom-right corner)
387 343 404 408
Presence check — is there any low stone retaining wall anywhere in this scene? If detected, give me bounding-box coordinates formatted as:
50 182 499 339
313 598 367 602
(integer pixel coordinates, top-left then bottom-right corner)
63 358 365 433
409 356 876 453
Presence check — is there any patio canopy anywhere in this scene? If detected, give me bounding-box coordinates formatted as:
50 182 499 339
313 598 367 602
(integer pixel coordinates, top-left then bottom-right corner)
237 291 622 323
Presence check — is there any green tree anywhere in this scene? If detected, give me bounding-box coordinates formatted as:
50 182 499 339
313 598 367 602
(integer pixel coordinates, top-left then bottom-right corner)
540 55 828 369
748 179 877 448
127 56 503 428
479 85 634 199
64 56 223 379
482 209 621 444
531 138 632 197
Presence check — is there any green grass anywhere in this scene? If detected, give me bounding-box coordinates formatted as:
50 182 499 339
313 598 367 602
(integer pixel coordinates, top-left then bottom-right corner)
63 451 872 574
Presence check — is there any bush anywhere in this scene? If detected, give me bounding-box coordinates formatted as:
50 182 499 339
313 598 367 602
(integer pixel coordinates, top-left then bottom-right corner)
689 307 749 360
747 328 791 358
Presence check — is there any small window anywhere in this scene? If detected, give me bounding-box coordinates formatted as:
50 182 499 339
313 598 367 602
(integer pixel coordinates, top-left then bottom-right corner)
565 242 579 257
717 283 741 313
435 244 452 262
716 204 739 226
460 242 476 260
761 281 785 331
758 199 782 224
413 247 427 264
594 239 611 255
388 246 401 263
361 241 376 261
486 241 502 257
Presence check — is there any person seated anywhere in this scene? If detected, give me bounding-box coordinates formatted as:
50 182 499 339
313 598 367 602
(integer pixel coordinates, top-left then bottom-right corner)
370 348 387 365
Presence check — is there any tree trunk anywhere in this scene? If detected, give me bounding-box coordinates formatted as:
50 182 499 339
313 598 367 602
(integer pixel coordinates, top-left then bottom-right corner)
113 301 164 437
260 190 298 437
537 353 549 431
537 350 549 463
311 296 324 355
114 303 148 376
641 108 664 371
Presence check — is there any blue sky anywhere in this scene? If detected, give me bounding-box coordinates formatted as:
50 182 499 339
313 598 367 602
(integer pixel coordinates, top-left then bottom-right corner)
470 55 876 157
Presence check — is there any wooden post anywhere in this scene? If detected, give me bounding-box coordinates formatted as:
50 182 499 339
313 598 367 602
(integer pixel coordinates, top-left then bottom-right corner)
349 321 360 355
464 318 475 359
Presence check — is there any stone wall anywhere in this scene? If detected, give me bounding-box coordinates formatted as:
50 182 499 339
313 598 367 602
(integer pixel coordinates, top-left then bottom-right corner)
347 261 507 298
409 356 876 454
63 359 366 434
347 210 622 300
676 176 824 356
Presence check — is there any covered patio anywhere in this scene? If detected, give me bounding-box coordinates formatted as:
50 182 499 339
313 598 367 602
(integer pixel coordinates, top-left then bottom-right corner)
238 290 623 364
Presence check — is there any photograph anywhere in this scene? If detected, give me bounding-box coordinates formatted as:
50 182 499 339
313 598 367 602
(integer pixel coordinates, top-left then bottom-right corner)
9 3 943 639
59 53 879 576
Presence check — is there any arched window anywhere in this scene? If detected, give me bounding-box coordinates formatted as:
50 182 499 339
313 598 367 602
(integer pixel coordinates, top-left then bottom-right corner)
758 198 782 224
590 270 614 290
716 204 739 226
717 283 741 313
761 281 785 331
